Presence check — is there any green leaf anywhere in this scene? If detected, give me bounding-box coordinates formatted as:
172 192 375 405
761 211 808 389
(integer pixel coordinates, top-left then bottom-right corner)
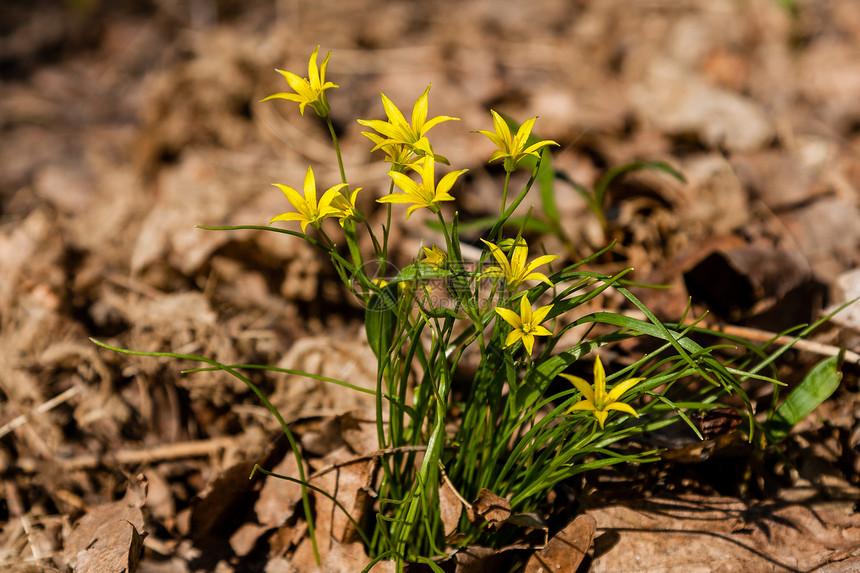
392 263 450 283
518 340 601 412
425 215 554 236
593 160 686 207
366 282 400 361
767 353 843 441
537 147 559 227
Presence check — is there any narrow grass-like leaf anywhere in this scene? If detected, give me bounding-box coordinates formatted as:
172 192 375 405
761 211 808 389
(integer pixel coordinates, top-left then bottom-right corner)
767 353 843 442
366 282 400 361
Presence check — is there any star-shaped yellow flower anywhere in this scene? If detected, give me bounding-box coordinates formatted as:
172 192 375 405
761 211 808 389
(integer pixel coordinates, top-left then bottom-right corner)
420 245 448 270
361 132 423 171
358 84 458 159
475 110 558 172
481 238 558 291
330 187 364 227
562 356 645 429
270 166 347 232
262 46 338 117
494 296 553 356
378 156 468 218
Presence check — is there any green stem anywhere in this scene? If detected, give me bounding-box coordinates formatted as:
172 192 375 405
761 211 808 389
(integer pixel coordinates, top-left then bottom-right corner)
436 210 454 261
501 170 512 216
326 116 348 187
343 220 365 273
381 180 395 276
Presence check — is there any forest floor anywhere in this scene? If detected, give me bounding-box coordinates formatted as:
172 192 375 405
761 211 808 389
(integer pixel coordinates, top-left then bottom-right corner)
2 0 860 571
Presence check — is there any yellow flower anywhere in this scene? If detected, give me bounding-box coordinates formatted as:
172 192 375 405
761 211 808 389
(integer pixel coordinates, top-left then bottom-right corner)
475 110 559 172
262 46 338 117
494 296 553 356
481 238 558 291
420 245 448 269
378 156 468 218
361 132 422 171
562 356 645 429
330 187 364 227
270 166 347 232
358 84 459 158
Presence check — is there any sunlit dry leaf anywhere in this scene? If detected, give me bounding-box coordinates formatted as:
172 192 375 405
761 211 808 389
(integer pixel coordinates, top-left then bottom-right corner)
524 514 595 573
588 495 860 572
439 479 464 539
63 477 147 573
467 488 511 529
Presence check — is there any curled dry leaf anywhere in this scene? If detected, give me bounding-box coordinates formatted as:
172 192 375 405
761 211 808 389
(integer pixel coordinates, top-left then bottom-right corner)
467 488 511 529
62 476 148 573
524 514 596 573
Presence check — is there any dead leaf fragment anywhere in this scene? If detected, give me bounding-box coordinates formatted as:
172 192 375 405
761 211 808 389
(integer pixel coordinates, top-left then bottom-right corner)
467 488 511 529
439 480 465 539
63 477 147 573
587 495 860 573
524 514 596 573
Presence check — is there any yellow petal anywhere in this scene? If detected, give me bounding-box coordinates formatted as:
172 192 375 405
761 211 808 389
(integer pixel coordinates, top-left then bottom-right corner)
503 330 523 349
377 193 421 205
494 306 522 328
515 117 537 144
388 170 420 195
521 333 536 355
307 46 321 87
381 92 408 130
568 399 597 413
560 374 595 403
523 271 555 287
518 295 533 322
606 377 645 403
530 325 553 337
481 240 512 278
530 303 554 324
593 356 607 398
270 212 310 232
412 85 431 131
510 239 529 275
302 167 317 206
604 402 639 417
525 254 559 272
436 169 468 197
490 110 512 147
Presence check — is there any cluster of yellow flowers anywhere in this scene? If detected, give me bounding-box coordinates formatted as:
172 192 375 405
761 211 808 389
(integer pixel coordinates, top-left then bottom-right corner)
262 46 644 428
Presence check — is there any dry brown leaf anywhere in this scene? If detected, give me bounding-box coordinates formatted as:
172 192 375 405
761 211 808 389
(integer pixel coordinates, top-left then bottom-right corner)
683 244 813 323
256 450 305 528
63 476 147 573
524 514 596 573
452 544 530 573
307 446 376 562
189 460 259 541
439 479 465 539
588 495 860 572
467 488 511 529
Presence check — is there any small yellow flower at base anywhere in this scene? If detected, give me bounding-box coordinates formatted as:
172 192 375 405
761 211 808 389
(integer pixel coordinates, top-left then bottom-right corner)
420 245 448 270
475 110 559 173
358 84 459 159
562 356 645 429
378 156 468 219
494 296 554 356
481 238 558 291
331 187 364 227
361 132 423 171
270 166 347 232
262 46 338 117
